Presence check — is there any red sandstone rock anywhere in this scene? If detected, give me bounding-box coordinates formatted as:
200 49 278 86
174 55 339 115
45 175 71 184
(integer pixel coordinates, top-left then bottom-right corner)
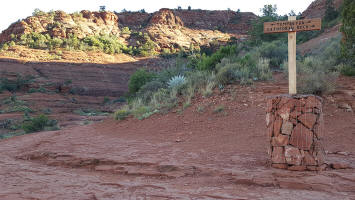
272 147 286 164
266 99 273 112
298 113 317 129
272 135 289 146
331 162 350 169
303 151 317 166
278 97 290 109
267 126 273 139
272 163 288 169
273 117 282 137
305 96 322 109
281 121 293 135
288 165 307 171
285 146 303 165
290 111 302 119
290 123 313 150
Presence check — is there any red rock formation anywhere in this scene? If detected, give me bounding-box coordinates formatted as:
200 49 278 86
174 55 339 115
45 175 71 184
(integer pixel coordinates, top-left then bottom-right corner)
302 0 343 19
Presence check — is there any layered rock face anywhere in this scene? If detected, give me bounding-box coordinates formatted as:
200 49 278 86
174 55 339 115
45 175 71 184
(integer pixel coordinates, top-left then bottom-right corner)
0 9 257 51
266 95 326 171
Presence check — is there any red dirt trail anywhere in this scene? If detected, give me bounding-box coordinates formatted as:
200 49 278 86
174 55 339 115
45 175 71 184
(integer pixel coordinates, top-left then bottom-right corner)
0 74 355 200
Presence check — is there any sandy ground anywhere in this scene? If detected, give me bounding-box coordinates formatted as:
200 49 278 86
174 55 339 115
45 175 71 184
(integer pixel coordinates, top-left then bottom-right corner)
0 73 354 200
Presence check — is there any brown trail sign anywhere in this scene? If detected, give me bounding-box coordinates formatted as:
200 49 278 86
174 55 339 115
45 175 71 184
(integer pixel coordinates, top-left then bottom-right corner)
264 17 321 94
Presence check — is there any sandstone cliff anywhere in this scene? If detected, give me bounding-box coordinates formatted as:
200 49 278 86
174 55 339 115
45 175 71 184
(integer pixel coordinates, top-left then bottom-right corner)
0 8 257 51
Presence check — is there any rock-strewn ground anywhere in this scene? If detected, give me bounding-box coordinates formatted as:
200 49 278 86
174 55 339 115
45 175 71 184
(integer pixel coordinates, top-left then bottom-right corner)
0 73 354 199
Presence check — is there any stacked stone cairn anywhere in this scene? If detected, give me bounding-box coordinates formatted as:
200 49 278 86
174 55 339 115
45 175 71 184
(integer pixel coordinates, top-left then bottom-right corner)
266 95 326 171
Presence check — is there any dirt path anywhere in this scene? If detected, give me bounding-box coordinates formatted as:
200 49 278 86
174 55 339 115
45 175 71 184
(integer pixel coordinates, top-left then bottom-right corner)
0 74 354 199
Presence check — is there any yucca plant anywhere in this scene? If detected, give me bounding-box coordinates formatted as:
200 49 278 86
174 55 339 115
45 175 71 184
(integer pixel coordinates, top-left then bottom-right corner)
167 75 186 89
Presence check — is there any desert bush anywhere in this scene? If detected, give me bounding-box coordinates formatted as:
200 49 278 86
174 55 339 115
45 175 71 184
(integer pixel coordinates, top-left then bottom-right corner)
114 106 130 120
136 80 165 102
121 27 131 35
197 45 237 71
292 56 338 95
340 0 355 68
257 40 287 68
215 52 272 85
22 114 48 133
0 75 34 93
128 68 156 95
339 64 355 76
32 8 46 17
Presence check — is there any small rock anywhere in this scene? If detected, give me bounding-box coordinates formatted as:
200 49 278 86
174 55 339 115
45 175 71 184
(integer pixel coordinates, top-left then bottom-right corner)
337 151 350 156
285 145 303 165
281 121 293 135
288 165 306 171
331 163 350 169
273 117 283 137
303 151 317 166
271 134 289 146
272 147 286 164
272 163 288 169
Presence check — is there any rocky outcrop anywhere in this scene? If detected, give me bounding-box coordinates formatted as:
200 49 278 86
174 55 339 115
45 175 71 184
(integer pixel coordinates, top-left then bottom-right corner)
0 10 120 43
149 9 184 27
0 9 257 51
302 0 343 19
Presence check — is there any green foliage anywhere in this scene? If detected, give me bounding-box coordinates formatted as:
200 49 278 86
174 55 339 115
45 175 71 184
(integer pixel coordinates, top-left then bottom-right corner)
73 108 108 116
261 4 278 17
324 0 339 22
213 105 225 113
0 75 34 93
340 0 355 68
340 64 355 76
167 75 186 89
22 114 48 133
136 80 164 102
128 68 156 95
197 45 237 71
296 57 338 95
121 27 131 35
215 54 272 86
249 5 287 45
257 40 287 68
114 106 130 120
32 8 46 16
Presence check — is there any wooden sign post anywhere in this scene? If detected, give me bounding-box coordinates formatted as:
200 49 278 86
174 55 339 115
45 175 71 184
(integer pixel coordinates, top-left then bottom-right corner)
264 17 321 95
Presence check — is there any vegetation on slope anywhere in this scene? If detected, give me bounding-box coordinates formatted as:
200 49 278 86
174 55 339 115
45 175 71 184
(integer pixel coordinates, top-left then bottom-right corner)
114 2 350 121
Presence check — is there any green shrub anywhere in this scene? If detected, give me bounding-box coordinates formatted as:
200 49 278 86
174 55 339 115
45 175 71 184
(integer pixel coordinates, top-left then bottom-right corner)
121 27 131 35
296 57 338 95
136 80 164 102
114 106 130 120
197 45 237 71
32 8 46 16
340 0 355 67
128 68 156 95
22 114 49 133
0 75 34 93
257 40 287 68
340 64 355 76
213 105 225 113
